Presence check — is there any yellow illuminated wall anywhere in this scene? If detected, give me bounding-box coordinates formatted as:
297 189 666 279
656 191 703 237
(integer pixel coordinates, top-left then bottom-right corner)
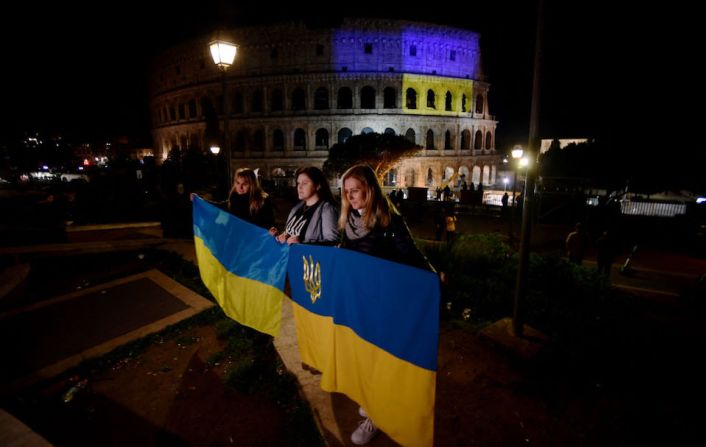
401 74 474 116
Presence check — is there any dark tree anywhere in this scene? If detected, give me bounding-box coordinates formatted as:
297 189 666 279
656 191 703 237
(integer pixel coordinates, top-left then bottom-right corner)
323 132 421 181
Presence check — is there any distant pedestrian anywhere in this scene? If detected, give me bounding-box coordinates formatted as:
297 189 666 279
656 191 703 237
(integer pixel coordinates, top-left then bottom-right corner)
445 208 457 244
501 192 509 216
443 185 452 201
595 230 618 278
565 222 586 265
433 205 444 241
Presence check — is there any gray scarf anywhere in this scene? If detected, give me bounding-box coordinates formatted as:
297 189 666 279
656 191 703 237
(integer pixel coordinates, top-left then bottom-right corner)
345 210 371 240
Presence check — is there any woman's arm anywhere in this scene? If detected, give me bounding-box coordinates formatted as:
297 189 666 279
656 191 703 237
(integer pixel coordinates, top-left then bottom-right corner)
318 202 340 244
388 214 435 272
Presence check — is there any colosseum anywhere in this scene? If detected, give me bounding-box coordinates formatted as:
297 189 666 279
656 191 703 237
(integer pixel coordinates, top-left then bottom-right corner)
149 18 500 190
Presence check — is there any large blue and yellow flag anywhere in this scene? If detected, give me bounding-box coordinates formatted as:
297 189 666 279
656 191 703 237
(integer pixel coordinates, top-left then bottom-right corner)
192 196 289 336
288 243 440 447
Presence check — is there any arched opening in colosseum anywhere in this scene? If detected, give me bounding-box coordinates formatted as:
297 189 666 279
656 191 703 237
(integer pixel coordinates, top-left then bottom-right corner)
383 87 396 108
271 89 283 111
251 90 263 113
337 87 353 109
273 129 284 150
294 129 306 150
426 130 435 149
445 91 453 111
472 166 481 185
485 131 493 150
384 128 396 135
361 86 376 109
384 168 397 186
474 130 483 150
444 130 452 150
461 129 471 149
361 127 374 134
314 87 329 110
443 166 454 183
252 130 264 151
338 128 352 144
292 88 306 111
405 88 417 109
315 129 329 148
426 90 436 109
405 168 416 187
475 94 483 114
405 128 416 144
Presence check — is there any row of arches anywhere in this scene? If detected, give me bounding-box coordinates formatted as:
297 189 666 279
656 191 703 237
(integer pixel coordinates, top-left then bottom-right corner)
160 125 495 154
263 164 498 189
156 85 488 125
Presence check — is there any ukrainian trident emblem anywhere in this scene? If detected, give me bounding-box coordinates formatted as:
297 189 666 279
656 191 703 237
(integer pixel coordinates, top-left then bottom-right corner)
302 255 321 304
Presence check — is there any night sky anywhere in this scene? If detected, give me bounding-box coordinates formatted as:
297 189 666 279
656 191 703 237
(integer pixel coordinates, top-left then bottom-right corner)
2 1 700 164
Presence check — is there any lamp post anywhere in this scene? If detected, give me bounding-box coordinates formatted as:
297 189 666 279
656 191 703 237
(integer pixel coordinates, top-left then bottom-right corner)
209 34 237 189
513 0 545 338
508 146 524 244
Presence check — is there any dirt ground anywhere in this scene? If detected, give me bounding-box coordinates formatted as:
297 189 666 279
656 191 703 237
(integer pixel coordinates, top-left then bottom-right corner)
3 218 704 446
5 321 320 447
8 305 703 447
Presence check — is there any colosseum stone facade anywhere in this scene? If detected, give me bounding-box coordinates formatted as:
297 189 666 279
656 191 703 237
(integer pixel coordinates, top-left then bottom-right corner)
149 18 500 190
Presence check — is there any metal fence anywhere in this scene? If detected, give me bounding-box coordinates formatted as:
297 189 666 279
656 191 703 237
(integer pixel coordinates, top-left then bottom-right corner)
619 200 687 217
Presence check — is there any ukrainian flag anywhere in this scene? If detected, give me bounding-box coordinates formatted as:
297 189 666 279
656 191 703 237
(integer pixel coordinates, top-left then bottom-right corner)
289 244 439 447
192 196 289 337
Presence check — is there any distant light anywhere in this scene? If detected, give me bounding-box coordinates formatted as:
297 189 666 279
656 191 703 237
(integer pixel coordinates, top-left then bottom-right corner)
697 197 706 204
83 158 90 166
519 157 529 168
210 145 221 155
511 145 524 159
78 166 84 171
42 165 49 170
503 177 509 184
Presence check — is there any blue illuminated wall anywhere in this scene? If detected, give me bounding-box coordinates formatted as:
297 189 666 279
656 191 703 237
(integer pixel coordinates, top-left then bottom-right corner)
331 21 481 78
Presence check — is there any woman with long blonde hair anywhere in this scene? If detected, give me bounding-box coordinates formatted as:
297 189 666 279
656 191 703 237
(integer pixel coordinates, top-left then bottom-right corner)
339 164 430 268
338 164 433 445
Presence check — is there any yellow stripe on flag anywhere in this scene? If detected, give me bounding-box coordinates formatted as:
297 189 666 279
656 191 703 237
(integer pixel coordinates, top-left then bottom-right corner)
291 301 435 447
195 236 285 336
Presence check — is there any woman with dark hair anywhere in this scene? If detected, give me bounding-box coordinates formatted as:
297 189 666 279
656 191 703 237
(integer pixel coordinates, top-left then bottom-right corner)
338 164 433 445
275 166 339 245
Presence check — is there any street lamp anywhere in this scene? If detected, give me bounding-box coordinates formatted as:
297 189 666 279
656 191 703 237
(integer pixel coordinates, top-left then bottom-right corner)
209 145 221 155
508 145 524 244
209 33 238 188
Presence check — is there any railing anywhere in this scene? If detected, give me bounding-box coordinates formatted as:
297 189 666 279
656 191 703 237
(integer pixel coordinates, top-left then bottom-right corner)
619 200 687 217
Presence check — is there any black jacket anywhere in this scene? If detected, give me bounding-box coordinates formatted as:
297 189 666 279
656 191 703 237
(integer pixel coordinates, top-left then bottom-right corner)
227 194 275 230
342 213 433 271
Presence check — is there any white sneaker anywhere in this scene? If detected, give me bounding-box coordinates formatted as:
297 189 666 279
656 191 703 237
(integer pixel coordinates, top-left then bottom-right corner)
351 418 378 445
358 406 368 418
